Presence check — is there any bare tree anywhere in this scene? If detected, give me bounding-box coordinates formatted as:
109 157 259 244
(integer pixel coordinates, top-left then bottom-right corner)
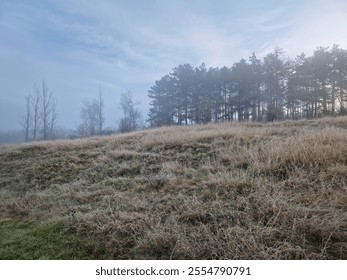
79 89 105 137
20 95 32 142
49 96 58 139
39 80 57 140
97 86 104 135
79 99 98 136
19 80 57 141
118 90 143 133
31 89 41 141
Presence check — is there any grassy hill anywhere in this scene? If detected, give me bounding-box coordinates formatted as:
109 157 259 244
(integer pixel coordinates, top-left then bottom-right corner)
1 117 347 259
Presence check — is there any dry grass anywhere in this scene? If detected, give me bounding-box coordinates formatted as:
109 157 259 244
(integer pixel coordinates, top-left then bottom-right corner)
1 116 347 259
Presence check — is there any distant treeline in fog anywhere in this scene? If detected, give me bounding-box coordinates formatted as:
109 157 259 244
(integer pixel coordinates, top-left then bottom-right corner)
3 44 347 144
147 45 347 126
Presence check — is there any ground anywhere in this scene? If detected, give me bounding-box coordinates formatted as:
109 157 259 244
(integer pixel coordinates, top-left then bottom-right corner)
0 117 347 259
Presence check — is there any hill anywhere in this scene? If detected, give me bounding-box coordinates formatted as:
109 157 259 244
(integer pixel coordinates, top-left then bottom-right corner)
1 117 347 259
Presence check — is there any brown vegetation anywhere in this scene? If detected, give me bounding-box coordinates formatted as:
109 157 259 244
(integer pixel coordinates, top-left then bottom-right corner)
1 116 347 259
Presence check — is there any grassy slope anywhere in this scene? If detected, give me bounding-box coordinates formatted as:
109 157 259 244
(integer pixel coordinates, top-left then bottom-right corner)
0 117 347 259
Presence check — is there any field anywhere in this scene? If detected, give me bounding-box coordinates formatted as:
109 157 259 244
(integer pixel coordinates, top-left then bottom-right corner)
0 117 347 259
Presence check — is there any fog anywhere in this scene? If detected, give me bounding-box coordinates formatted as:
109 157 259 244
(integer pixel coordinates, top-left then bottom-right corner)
1 0 347 142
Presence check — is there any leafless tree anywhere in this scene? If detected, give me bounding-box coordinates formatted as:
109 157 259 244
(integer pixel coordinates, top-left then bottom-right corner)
79 99 98 136
118 90 143 133
97 86 104 135
19 80 57 141
20 95 32 142
31 89 41 140
39 80 57 140
79 88 105 137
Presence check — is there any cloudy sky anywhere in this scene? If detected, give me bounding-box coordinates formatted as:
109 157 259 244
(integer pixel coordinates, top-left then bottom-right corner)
1 0 347 131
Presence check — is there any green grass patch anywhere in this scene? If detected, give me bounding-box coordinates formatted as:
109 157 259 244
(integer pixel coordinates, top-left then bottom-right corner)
0 221 106 259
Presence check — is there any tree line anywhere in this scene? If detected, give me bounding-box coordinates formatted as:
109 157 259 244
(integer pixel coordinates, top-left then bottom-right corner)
147 45 347 126
19 44 347 142
20 83 143 142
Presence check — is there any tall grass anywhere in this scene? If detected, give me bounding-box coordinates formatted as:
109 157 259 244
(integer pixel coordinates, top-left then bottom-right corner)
1 116 347 259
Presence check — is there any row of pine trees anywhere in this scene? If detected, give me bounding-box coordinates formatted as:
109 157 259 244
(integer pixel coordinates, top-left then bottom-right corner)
147 45 347 126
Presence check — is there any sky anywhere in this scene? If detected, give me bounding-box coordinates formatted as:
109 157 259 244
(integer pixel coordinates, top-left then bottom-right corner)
1 0 347 131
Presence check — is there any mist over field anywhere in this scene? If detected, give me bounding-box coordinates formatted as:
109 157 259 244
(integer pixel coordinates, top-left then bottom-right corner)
1 1 347 260
1 0 347 140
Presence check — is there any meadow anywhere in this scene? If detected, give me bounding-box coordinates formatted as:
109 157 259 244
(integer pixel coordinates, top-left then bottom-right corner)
0 117 346 259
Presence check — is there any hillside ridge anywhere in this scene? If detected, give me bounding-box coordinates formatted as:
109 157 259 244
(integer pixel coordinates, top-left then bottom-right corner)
1 117 347 259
